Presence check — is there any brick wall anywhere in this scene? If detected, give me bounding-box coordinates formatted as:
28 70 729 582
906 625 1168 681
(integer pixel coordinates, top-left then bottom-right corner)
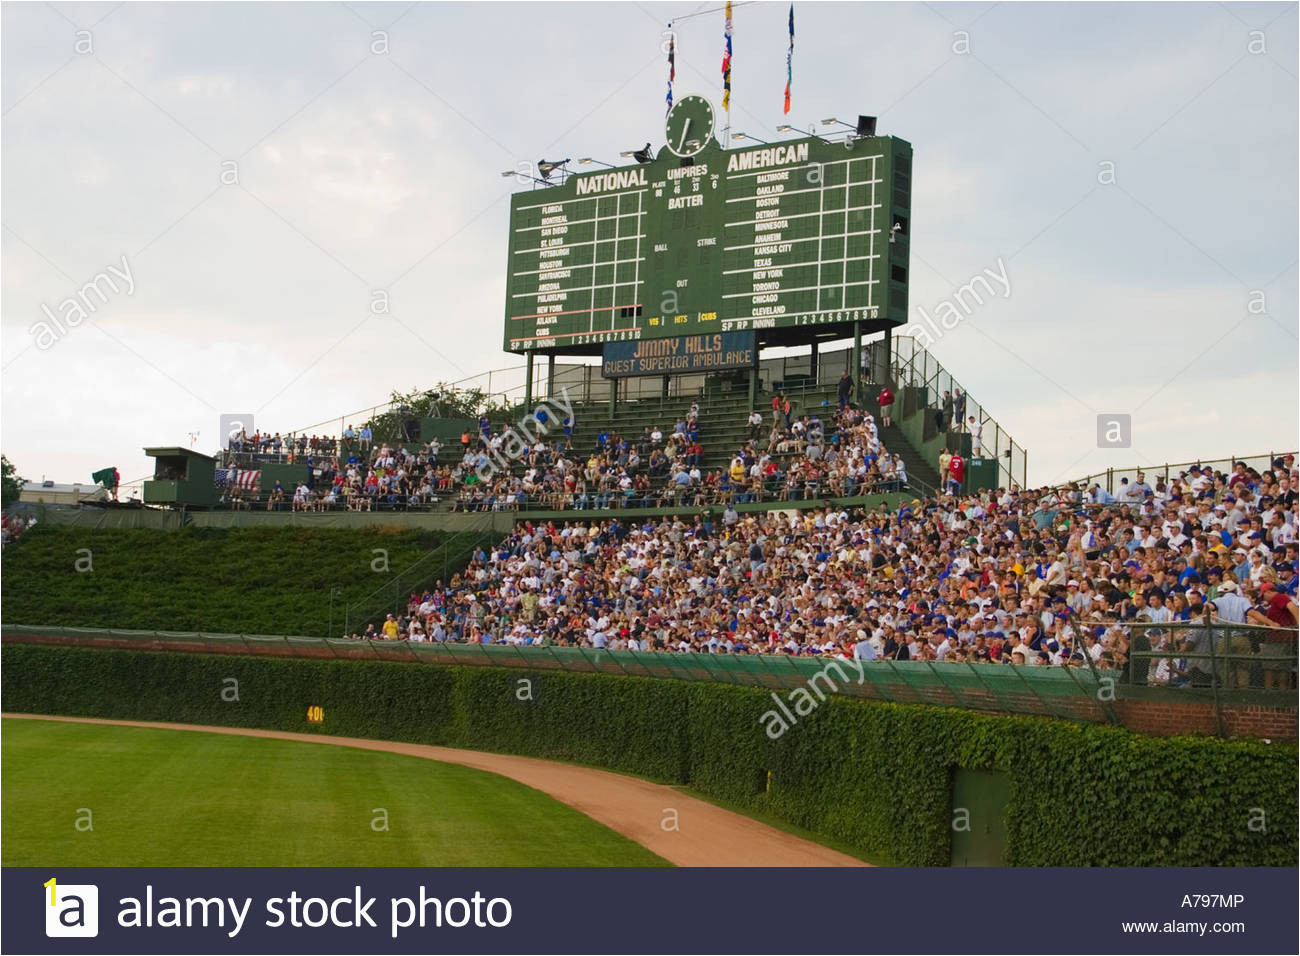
1114 698 1297 741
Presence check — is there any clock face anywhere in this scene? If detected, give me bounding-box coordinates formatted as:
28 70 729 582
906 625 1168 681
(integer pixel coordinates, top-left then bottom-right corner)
665 95 715 157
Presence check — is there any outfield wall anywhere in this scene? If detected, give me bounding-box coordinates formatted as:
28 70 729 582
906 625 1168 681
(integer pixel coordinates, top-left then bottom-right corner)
7 625 1297 741
3 643 1294 867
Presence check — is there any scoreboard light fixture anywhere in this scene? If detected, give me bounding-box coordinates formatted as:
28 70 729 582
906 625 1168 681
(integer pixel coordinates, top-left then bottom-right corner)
501 169 555 187
577 157 618 169
732 132 771 144
536 157 570 180
823 116 878 138
777 123 834 144
626 142 654 164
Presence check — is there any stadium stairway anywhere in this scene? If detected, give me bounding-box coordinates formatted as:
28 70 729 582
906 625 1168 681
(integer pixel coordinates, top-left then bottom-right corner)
858 395 944 495
563 383 842 474
561 381 945 493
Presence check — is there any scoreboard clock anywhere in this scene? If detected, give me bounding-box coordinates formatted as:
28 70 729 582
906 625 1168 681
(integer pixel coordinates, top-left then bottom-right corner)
665 95 716 157
503 123 911 355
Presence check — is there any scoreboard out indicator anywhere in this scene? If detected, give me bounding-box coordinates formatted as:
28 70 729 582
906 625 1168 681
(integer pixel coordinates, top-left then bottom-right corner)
504 114 911 354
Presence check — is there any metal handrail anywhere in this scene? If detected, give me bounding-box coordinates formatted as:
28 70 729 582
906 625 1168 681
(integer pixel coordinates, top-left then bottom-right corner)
1071 452 1297 496
887 334 1029 490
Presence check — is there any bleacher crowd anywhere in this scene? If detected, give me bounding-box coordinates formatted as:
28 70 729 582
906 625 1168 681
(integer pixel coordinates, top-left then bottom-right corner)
357 455 1297 687
223 391 912 513
451 399 908 512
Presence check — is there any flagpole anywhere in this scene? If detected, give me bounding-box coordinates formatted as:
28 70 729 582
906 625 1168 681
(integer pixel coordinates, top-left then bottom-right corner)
722 0 733 148
784 3 794 117
666 21 675 117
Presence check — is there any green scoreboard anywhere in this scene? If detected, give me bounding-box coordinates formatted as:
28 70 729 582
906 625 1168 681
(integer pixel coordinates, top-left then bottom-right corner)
503 103 911 356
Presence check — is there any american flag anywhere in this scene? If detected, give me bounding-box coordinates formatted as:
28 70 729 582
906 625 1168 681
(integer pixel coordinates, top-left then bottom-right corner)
216 469 260 490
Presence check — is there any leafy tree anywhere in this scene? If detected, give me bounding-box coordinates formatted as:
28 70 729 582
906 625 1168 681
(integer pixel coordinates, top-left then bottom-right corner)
1 454 24 509
365 384 516 446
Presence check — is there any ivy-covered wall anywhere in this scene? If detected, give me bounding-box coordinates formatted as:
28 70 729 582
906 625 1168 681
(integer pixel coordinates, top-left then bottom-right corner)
0 524 483 635
3 643 1293 866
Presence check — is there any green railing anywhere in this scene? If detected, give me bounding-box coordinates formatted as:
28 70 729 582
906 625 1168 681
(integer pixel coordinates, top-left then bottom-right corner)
1107 619 1297 735
885 334 1030 490
1072 452 1296 496
7 622 1293 735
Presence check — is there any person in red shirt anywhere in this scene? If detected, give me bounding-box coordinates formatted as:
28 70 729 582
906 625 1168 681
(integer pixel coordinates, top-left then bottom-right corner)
1255 583 1297 689
877 386 895 427
947 451 965 494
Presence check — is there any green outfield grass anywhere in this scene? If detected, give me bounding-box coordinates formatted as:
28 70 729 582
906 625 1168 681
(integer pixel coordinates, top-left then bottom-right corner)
1 719 668 867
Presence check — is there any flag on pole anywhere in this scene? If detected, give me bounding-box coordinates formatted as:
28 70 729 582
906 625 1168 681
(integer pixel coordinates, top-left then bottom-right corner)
783 4 794 114
666 27 675 115
721 1 732 112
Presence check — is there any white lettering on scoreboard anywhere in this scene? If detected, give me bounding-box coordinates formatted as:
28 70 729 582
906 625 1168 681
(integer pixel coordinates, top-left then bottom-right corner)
575 168 649 196
725 142 810 173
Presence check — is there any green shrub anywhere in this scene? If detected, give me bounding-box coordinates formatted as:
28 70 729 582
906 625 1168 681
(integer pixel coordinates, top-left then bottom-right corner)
3 643 1293 866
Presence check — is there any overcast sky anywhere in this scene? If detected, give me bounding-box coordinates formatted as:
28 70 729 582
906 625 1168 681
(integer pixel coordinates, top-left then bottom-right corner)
2 0 1296 490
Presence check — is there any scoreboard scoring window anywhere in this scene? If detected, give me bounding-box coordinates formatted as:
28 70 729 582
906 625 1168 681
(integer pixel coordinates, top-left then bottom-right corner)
503 119 911 354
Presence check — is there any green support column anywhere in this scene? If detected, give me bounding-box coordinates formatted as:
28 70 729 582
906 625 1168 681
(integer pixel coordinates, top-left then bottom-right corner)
547 353 556 400
852 322 863 404
523 351 534 409
810 340 819 385
662 374 669 399
609 375 617 423
883 327 893 383
747 365 758 410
